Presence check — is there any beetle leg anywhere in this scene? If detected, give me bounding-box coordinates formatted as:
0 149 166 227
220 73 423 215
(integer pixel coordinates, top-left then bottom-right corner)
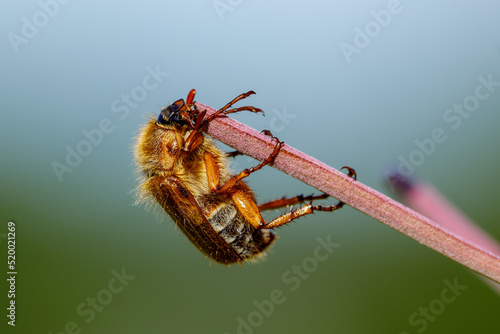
200 91 264 127
204 152 221 192
180 131 204 155
258 193 329 211
258 167 357 229
201 105 264 128
181 109 207 154
216 91 263 115
231 190 264 228
215 106 264 117
214 133 283 193
258 202 344 229
341 166 357 180
183 91 267 154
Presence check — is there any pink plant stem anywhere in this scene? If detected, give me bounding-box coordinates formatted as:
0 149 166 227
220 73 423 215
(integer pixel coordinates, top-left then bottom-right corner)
196 102 500 283
406 182 500 258
400 181 500 294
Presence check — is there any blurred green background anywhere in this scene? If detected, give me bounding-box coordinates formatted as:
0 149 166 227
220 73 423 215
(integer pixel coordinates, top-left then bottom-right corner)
1 1 500 333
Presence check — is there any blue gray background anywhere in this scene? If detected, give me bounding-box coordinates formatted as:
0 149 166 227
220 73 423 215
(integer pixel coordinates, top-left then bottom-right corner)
1 1 500 333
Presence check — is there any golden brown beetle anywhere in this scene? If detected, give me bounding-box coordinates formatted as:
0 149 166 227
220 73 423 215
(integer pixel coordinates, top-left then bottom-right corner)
134 89 356 264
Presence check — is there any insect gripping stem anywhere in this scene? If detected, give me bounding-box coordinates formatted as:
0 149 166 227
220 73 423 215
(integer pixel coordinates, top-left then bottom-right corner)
197 101 500 283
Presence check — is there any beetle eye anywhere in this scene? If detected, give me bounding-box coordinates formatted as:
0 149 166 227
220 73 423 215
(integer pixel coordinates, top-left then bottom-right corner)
157 99 187 126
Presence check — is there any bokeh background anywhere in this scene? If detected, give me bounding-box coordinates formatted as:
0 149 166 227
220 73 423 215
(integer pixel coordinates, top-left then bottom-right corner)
2 1 500 333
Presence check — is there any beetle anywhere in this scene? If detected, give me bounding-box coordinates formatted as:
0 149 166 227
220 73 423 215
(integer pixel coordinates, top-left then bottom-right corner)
134 89 356 264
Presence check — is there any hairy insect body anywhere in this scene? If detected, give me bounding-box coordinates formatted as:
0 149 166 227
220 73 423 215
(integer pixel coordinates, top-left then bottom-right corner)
135 119 275 263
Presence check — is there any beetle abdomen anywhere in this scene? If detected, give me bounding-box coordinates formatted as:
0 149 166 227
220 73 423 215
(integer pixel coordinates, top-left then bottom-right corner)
207 202 276 262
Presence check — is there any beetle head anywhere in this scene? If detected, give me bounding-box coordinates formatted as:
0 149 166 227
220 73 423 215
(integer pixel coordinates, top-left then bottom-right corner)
157 99 189 126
